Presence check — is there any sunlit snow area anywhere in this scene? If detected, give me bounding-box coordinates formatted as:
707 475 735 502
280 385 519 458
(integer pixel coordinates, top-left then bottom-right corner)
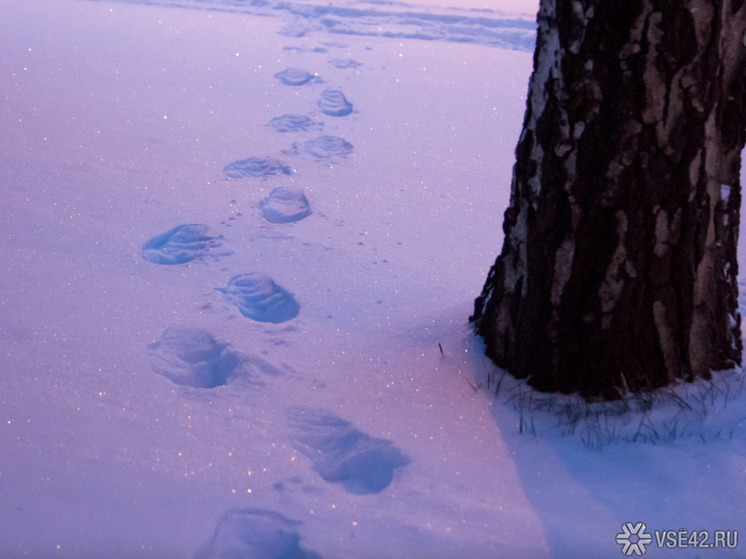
1 0 745 557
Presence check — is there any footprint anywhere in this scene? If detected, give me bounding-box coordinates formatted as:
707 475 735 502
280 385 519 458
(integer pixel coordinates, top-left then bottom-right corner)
317 89 353 117
217 273 300 323
142 224 224 265
194 508 322 559
274 68 318 86
258 187 311 224
223 157 293 179
328 58 362 69
147 327 243 388
302 135 353 159
267 114 323 133
286 406 409 495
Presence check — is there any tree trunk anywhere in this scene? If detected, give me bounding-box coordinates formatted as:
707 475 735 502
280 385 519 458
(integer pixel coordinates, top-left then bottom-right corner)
472 0 746 399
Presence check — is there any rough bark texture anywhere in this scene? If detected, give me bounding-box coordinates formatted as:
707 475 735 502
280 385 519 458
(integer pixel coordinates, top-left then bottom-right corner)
472 0 746 399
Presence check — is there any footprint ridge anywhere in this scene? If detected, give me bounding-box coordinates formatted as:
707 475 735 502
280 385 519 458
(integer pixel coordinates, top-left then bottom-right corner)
286 406 409 494
142 224 224 265
217 273 300 324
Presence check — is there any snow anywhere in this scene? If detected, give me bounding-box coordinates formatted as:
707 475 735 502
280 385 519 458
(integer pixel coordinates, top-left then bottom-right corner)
1 0 745 558
723 184 732 204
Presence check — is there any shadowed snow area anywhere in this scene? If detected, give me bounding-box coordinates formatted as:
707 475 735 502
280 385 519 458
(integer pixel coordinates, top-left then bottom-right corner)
286 406 410 494
267 114 323 133
91 0 538 51
195 509 323 559
316 89 354 117
301 135 353 159
223 157 293 179
217 273 300 323
274 67 319 86
258 187 312 223
147 327 244 388
328 57 362 69
142 224 225 265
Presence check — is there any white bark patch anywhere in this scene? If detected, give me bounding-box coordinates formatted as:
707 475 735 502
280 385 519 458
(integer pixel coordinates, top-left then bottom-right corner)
619 3 647 71
687 0 715 48
503 198 530 297
528 145 545 200
573 121 585 140
653 207 682 258
653 300 681 380
563 151 578 193
721 184 731 203
624 259 638 278
503 0 565 297
642 11 666 124
598 211 629 320
688 150 703 193
568 0 594 54
569 197 583 230
531 0 561 123
551 238 576 306
658 67 688 155
554 112 572 157
689 108 724 375
527 0 562 202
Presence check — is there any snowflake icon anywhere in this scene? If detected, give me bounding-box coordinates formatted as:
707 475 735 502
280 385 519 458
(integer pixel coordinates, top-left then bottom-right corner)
616 522 653 556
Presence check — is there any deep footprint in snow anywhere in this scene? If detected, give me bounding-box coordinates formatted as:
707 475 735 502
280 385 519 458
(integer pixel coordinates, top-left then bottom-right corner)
147 327 243 388
328 58 362 69
317 89 353 116
142 224 224 265
223 157 293 179
286 406 410 494
258 187 311 224
217 273 300 323
194 508 322 559
274 67 318 86
302 135 353 159
267 114 323 133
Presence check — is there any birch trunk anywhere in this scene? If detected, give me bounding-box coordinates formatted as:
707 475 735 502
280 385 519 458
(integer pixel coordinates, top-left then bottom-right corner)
472 0 746 399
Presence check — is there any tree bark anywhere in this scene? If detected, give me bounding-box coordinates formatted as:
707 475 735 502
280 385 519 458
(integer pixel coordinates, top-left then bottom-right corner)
472 0 746 399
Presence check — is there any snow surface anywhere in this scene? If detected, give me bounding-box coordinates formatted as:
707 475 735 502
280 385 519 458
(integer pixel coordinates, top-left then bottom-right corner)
1 0 745 558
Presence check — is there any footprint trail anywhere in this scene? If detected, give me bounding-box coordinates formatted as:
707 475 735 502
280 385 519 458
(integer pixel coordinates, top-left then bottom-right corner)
217 273 300 323
147 327 243 388
267 114 322 133
317 89 353 117
195 508 322 559
142 224 225 265
223 157 293 179
286 406 410 494
274 67 318 86
258 187 311 224
301 135 353 159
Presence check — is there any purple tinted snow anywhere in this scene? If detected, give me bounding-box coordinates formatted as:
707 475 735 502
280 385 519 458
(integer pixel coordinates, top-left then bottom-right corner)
142 224 223 265
302 135 353 159
267 114 323 133
286 406 409 494
274 67 318 86
223 157 293 179
258 187 311 224
317 89 353 117
195 508 323 559
217 273 300 323
147 327 243 388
